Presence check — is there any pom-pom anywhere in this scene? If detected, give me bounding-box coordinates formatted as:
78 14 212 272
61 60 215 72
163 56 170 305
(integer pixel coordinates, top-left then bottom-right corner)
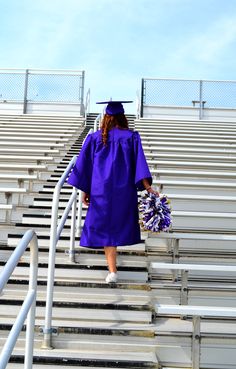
139 192 172 232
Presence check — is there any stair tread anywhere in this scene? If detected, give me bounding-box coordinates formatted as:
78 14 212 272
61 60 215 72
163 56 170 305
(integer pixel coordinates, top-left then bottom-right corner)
1 284 151 304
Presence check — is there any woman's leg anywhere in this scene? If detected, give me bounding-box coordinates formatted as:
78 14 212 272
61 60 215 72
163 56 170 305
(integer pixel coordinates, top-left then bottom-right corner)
104 246 117 273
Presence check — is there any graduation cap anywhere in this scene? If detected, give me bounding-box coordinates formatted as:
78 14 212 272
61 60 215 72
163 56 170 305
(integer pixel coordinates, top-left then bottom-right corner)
96 100 133 115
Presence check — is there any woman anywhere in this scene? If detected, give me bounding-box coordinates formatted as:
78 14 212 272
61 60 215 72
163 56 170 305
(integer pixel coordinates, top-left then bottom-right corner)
67 100 157 283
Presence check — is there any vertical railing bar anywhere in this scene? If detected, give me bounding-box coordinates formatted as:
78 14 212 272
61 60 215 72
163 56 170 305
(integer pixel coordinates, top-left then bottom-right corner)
0 230 38 369
42 184 61 349
23 69 29 114
69 187 78 262
140 78 144 118
199 80 203 120
24 234 38 369
56 190 77 242
42 155 78 350
80 71 85 116
76 190 83 237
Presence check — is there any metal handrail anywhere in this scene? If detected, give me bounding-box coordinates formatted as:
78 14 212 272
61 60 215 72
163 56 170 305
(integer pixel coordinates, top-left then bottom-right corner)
42 156 78 348
84 88 91 120
0 230 38 369
42 127 94 349
94 113 102 132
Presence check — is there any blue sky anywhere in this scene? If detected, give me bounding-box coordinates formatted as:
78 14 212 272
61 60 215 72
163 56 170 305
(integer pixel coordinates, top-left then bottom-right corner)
1 0 236 113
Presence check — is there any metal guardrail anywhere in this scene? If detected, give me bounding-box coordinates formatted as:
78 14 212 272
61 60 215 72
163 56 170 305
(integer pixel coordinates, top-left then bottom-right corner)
0 68 85 114
84 88 91 121
140 78 236 118
0 230 38 369
42 156 78 349
93 113 102 132
42 128 93 349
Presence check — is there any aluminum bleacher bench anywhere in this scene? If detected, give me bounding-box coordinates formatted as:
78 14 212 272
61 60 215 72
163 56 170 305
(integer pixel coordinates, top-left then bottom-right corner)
154 178 236 189
140 129 236 138
143 141 236 149
145 147 236 155
0 154 54 164
152 169 236 179
0 204 14 223
142 137 236 145
155 304 236 369
0 132 74 139
147 154 236 163
164 193 236 213
151 262 236 304
148 160 236 170
0 188 27 206
147 232 236 259
0 150 58 156
0 164 47 172
0 141 65 148
0 137 69 143
0 174 37 192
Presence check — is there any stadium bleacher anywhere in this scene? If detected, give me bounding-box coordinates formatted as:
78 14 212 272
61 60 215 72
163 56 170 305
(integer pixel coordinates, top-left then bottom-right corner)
1 76 236 368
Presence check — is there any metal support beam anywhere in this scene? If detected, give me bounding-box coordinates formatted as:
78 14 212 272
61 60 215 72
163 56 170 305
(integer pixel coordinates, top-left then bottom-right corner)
23 69 29 114
180 270 189 305
192 315 201 369
199 80 203 120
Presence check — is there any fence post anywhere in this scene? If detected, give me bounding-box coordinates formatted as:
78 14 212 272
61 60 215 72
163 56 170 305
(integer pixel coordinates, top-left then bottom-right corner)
80 71 85 116
199 80 203 120
140 78 145 118
23 69 29 114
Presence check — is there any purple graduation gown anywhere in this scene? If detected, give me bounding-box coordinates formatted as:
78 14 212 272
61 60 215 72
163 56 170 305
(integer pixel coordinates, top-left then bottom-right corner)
67 128 152 248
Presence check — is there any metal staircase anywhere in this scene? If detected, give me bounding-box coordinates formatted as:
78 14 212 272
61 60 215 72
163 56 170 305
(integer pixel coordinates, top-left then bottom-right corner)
0 113 159 368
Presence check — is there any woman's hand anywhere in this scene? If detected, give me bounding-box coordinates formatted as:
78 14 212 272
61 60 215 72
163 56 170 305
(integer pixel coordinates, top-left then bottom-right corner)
82 192 90 206
146 186 160 196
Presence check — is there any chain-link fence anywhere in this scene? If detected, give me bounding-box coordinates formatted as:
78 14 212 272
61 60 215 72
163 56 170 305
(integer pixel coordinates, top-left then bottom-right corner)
141 78 236 118
0 69 85 114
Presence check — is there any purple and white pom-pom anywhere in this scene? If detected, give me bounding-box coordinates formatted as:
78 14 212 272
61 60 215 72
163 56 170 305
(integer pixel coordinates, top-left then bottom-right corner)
139 192 172 232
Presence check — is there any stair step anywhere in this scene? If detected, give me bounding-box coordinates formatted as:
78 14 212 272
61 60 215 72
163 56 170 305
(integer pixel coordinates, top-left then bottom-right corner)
0 265 148 283
0 249 148 268
1 284 151 306
7 365 149 369
0 332 159 367
7 233 147 252
0 304 152 324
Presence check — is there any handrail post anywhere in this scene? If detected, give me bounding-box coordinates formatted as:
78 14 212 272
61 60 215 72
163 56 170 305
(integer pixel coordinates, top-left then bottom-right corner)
0 230 38 369
76 190 83 237
42 185 60 349
69 187 78 262
42 156 78 349
24 234 38 369
192 316 201 369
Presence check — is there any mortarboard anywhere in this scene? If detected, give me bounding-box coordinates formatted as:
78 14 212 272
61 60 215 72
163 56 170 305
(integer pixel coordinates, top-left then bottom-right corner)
96 100 133 115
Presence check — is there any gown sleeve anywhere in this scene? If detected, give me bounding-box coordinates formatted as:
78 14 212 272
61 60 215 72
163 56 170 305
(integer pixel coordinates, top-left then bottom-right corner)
133 131 152 191
67 133 94 193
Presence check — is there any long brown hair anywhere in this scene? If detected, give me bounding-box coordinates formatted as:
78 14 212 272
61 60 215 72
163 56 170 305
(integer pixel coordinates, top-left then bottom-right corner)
100 114 129 145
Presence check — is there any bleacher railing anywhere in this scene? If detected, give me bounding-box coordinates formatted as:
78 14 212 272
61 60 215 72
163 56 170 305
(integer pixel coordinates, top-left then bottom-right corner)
0 68 85 115
140 78 236 119
0 230 38 369
42 128 93 349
